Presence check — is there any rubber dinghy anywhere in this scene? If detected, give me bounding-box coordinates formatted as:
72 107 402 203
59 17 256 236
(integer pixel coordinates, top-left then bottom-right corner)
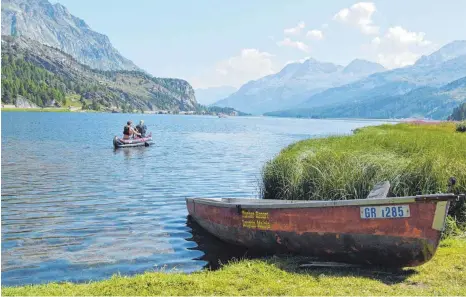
113 133 153 149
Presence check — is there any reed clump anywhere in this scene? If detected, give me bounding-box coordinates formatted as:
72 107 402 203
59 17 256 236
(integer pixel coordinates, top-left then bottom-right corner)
262 123 466 224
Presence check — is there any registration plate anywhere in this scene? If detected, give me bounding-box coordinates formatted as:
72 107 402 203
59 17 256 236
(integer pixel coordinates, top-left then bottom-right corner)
360 205 410 219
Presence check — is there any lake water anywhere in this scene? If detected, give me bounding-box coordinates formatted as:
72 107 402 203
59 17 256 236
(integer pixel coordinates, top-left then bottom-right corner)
1 112 387 286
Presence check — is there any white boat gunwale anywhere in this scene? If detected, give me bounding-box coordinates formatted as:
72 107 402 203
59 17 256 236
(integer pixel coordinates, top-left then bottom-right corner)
186 194 458 209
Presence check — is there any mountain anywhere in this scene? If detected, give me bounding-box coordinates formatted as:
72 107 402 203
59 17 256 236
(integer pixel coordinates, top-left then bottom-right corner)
195 86 237 105
267 76 466 120
415 40 466 67
338 76 466 119
213 58 385 114
267 40 466 118
342 59 386 75
1 35 197 112
1 0 139 71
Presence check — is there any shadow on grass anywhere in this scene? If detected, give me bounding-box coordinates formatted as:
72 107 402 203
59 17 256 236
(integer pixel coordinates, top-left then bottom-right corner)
271 257 417 285
186 216 417 285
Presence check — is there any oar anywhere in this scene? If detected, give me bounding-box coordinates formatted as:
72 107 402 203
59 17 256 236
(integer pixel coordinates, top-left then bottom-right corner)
144 132 152 147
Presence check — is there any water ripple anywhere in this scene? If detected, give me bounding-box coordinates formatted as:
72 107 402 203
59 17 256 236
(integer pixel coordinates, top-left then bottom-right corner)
1 113 387 286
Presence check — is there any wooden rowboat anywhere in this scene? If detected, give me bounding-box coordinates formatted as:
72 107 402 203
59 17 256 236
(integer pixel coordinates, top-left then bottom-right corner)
186 186 463 267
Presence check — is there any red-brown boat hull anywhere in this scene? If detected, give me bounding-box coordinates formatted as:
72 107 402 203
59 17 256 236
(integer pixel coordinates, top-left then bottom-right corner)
186 196 453 267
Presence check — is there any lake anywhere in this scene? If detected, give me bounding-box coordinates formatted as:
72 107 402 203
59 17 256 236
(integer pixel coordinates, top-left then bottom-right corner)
1 112 387 286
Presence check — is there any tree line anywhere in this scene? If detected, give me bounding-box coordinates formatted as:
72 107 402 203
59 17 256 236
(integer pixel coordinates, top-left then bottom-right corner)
1 54 105 108
1 54 66 106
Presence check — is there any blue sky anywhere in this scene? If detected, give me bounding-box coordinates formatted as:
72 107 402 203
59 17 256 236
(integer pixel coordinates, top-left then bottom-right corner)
53 0 466 89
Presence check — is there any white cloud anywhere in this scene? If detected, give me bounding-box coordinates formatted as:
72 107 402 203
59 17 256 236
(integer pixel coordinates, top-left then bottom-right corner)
284 21 306 36
384 26 431 47
334 2 379 35
189 49 276 88
306 30 324 40
365 26 435 68
277 38 310 52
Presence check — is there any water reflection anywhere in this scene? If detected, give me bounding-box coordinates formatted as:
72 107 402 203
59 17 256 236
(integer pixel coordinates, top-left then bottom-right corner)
2 112 388 286
186 216 265 269
113 146 149 159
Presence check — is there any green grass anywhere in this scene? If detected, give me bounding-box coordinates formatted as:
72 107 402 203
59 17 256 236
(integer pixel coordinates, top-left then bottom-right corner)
262 122 466 223
2 94 83 112
3 237 465 296
1 107 71 112
64 94 83 108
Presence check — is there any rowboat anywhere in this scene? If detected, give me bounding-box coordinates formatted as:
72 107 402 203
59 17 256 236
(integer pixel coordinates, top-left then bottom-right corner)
113 133 153 149
186 184 463 267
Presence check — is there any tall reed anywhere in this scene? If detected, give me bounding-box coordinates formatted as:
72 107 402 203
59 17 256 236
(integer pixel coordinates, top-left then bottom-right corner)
262 123 466 223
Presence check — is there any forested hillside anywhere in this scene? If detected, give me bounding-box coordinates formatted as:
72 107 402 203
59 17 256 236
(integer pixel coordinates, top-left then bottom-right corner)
2 53 93 108
1 35 198 112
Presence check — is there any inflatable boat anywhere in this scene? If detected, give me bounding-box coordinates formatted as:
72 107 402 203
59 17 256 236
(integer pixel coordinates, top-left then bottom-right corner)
113 133 153 149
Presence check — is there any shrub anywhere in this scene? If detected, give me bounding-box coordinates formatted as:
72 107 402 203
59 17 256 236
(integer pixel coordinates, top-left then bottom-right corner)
456 121 466 133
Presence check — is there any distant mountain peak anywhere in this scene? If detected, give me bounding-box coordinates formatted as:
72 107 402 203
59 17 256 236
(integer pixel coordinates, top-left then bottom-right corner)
343 59 385 74
415 40 466 67
301 57 319 64
213 57 385 114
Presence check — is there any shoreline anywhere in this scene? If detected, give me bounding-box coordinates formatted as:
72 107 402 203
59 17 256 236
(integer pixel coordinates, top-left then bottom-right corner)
1 108 450 123
0 107 242 116
1 107 73 112
2 237 465 295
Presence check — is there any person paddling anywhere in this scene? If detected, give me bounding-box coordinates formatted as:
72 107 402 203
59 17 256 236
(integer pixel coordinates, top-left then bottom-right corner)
123 120 141 139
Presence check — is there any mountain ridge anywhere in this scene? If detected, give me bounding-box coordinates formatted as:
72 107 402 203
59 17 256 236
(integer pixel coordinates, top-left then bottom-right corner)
263 39 466 119
213 58 385 114
1 0 140 71
265 74 466 120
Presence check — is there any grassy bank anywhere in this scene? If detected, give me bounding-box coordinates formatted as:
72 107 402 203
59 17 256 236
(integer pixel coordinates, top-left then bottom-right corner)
262 122 466 223
1 107 71 112
3 237 465 296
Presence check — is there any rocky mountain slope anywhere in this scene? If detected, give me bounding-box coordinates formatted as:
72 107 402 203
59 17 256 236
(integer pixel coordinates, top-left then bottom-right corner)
1 0 139 71
213 58 385 114
1 35 197 112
